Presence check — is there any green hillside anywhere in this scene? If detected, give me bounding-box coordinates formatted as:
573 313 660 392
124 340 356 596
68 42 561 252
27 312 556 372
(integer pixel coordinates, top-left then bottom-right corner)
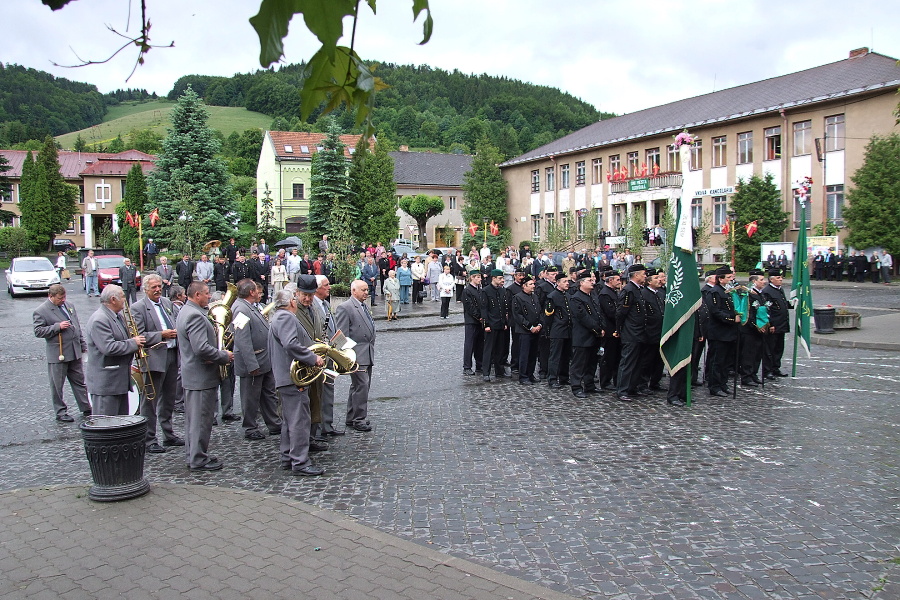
56 102 271 150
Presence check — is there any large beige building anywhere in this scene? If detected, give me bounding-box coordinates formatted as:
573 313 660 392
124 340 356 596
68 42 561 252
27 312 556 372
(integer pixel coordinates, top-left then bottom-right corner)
500 49 900 262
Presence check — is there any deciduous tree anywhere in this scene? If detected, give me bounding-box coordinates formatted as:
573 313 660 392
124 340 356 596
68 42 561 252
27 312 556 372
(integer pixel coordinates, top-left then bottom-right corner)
462 137 508 237
399 194 444 251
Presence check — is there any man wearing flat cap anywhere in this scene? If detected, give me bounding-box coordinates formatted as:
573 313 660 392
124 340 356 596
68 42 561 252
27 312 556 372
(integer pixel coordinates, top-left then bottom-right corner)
462 270 484 375
570 270 605 397
512 275 543 384
614 264 649 401
761 269 791 379
597 270 622 390
481 269 510 382
506 269 526 373
704 266 740 396
535 266 557 380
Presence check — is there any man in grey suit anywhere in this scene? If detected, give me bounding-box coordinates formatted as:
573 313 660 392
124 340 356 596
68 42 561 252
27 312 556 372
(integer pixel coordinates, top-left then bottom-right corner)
156 256 175 296
268 289 325 476
132 274 183 454
313 275 344 436
118 257 138 303
232 278 282 441
85 285 145 416
292 275 328 449
334 279 376 432
176 282 233 471
33 284 93 422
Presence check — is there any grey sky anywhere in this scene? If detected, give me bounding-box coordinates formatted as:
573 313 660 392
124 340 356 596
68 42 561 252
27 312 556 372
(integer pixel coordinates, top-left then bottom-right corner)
5 0 899 116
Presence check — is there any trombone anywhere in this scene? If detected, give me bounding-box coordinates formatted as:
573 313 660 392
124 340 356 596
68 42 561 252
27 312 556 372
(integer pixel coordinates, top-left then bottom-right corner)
122 297 157 406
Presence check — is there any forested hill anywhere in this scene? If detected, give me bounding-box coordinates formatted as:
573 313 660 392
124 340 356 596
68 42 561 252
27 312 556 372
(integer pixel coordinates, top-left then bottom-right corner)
0 63 157 145
167 62 614 158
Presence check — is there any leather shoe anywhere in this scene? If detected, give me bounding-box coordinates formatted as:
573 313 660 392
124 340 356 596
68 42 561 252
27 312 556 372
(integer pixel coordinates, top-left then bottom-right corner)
741 379 759 387
572 390 588 399
710 390 727 397
147 442 167 454
518 379 534 385
56 414 75 422
548 382 562 390
616 394 634 402
774 371 790 377
349 422 372 432
163 437 185 447
765 374 778 381
268 428 282 435
292 465 325 476
751 377 764 384
280 462 292 470
324 429 345 436
667 398 687 406
483 376 492 383
222 414 241 422
82 410 92 418
191 459 223 471
245 431 266 441
463 368 475 376
309 440 329 452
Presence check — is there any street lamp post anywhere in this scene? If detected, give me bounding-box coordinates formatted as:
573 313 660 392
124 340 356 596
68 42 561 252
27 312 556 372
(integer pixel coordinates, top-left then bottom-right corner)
481 217 489 245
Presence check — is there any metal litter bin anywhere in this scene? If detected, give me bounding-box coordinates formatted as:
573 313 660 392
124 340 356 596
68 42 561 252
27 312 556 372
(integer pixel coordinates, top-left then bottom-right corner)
813 307 836 334
80 415 150 502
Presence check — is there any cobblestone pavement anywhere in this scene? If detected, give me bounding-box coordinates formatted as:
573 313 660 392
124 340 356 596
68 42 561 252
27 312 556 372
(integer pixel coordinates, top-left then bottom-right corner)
1 277 898 599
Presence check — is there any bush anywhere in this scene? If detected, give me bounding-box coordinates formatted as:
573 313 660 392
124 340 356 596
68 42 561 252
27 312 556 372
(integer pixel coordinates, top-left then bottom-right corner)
330 282 350 297
0 226 31 257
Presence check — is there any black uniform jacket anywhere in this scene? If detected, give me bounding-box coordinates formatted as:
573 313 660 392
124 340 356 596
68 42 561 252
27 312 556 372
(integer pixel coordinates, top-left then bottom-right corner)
641 285 665 342
570 290 605 348
480 283 510 330
462 284 483 325
544 289 573 339
615 281 648 344
512 291 543 335
705 284 740 342
761 283 791 333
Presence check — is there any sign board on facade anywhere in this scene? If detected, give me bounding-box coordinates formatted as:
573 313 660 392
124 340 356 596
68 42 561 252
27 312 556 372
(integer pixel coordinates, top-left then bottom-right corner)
693 186 735 197
628 178 650 192
807 235 840 257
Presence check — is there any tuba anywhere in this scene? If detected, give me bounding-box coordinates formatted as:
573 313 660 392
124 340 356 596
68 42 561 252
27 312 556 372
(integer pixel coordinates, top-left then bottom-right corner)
290 343 358 387
208 282 238 379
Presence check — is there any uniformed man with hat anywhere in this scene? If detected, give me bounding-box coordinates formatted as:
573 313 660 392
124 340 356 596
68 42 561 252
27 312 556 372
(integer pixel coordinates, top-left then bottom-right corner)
761 268 791 379
570 270 605 398
506 268 526 372
481 269 511 382
512 274 543 384
544 272 573 389
535 265 557 380
740 270 768 386
615 264 649 401
641 268 666 392
597 269 622 390
705 266 740 396
462 269 484 376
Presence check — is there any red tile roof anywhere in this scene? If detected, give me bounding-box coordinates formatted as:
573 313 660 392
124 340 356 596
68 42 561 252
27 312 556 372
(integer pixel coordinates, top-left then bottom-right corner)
0 150 156 179
81 159 156 176
268 131 374 160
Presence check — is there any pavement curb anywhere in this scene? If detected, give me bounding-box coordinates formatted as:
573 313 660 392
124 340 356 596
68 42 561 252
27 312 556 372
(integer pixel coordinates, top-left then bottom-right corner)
810 335 900 351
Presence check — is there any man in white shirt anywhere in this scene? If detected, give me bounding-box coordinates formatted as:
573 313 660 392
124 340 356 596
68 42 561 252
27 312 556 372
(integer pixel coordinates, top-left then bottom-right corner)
194 255 214 289
286 249 302 284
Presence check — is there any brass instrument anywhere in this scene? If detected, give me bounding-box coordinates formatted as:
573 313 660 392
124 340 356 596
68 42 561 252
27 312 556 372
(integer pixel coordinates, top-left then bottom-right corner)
260 301 277 320
122 297 157 405
290 343 358 387
208 282 238 379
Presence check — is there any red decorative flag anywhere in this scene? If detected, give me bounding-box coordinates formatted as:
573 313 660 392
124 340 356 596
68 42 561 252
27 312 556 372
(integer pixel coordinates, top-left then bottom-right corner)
721 222 730 236
606 172 612 183
620 166 628 180
468 221 479 236
125 211 135 227
489 220 500 236
652 164 660 176
745 220 758 237
148 208 160 227
640 162 648 176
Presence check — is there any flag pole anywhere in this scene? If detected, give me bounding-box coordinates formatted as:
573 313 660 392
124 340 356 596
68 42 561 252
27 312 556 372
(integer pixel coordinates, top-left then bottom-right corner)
791 201 804 378
685 363 692 408
138 216 144 273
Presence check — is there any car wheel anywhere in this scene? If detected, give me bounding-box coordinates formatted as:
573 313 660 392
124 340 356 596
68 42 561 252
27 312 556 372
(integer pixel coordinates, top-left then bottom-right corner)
8 286 17 298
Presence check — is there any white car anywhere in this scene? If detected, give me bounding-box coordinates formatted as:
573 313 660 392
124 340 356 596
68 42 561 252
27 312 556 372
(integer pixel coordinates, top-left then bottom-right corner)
5 256 60 297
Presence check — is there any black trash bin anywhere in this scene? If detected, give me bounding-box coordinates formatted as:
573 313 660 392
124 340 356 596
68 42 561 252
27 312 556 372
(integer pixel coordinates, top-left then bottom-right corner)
814 307 836 334
80 415 150 502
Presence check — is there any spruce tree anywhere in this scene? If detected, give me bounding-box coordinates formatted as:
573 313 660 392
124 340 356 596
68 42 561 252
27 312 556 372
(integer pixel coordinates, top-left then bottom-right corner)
115 163 148 258
725 173 788 271
350 136 398 246
18 152 53 251
844 133 900 257
147 86 236 247
0 153 11 201
461 137 508 252
36 136 78 240
307 119 353 240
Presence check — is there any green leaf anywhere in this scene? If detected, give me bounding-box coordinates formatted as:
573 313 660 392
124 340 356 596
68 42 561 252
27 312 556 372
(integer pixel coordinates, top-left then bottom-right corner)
411 0 433 44
41 0 73 9
249 0 303 68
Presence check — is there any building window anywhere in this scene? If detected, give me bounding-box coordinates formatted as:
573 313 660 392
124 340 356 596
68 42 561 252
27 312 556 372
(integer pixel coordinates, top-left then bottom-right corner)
560 211 569 235
826 184 844 226
713 196 727 233
691 197 703 228
575 161 585 186
66 219 76 234
531 170 540 193
666 145 680 172
560 164 570 189
613 204 625 232
531 215 541 241
120 179 127 198
96 182 111 203
79 215 86 233
545 212 555 231
609 154 620 177
825 114 845 151
591 158 602 184
793 120 812 156
764 126 782 160
646 148 660 172
712 136 727 168
292 183 304 199
576 212 585 239
737 132 753 164
449 196 457 210
0 185 11 203
546 167 555 191
691 140 703 171
627 152 639 177
595 208 604 233
78 185 85 204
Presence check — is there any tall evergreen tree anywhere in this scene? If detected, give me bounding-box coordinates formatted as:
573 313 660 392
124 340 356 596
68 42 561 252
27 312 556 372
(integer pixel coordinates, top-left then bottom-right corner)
350 136 398 246
36 136 79 241
461 137 508 235
844 133 900 257
0 153 11 201
724 173 788 271
18 152 53 251
307 119 353 240
115 163 148 258
147 86 236 247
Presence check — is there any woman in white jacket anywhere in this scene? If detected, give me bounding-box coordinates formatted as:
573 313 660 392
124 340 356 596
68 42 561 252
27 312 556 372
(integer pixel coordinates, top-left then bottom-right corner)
437 265 455 319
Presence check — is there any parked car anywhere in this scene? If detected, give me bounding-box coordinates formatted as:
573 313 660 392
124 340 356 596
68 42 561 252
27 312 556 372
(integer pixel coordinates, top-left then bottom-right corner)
51 238 77 252
83 255 141 292
389 244 429 261
5 256 60 297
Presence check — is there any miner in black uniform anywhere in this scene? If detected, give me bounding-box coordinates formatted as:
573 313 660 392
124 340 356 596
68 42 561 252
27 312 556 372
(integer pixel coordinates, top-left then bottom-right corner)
705 266 740 396
512 275 543 385
641 268 666 392
739 271 768 386
615 264 648 402
506 269 526 372
545 273 573 389
480 269 510 382
462 270 484 376
596 269 622 390
230 255 249 284
761 269 791 379
694 270 717 386
570 271 605 398
535 266 557 380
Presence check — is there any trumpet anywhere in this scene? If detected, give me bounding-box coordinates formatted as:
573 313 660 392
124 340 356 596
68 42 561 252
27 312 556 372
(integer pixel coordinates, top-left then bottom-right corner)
209 283 238 379
122 297 157 405
290 343 358 387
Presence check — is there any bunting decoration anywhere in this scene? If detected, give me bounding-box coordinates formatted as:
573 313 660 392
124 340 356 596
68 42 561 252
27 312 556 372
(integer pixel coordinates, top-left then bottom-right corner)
148 208 160 227
468 221 479 236
745 220 758 237
489 220 500 236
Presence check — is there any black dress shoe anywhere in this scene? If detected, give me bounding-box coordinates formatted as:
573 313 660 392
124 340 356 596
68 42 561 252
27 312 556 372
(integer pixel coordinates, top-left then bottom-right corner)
147 442 167 454
765 374 778 381
616 394 634 402
573 390 588 399
548 382 562 390
222 414 241 422
309 440 329 452
280 462 292 470
463 368 475 376
518 379 534 385
483 376 492 383
324 429 345 436
751 377 763 384
528 376 540 383
56 414 75 423
709 390 727 397
667 398 688 406
245 431 266 441
349 422 372 432
191 458 223 471
741 379 759 387
774 371 790 377
163 437 185 447
292 465 325 476
82 411 92 418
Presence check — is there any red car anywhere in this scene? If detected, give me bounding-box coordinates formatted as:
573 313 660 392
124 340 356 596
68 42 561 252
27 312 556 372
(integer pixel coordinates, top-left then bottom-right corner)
84 255 141 292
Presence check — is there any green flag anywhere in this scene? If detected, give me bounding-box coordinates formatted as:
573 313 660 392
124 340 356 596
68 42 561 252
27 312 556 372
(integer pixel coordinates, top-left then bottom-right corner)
660 202 702 374
791 201 813 363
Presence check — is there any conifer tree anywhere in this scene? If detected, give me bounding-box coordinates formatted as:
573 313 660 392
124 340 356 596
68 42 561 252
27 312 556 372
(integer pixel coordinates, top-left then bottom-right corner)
115 163 148 258
724 173 788 271
18 152 53 251
350 136 398 246
147 86 236 247
844 133 900 257
307 118 353 240
36 136 79 241
461 137 508 252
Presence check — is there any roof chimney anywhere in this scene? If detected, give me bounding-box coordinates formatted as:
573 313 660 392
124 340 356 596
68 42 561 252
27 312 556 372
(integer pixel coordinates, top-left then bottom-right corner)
849 47 869 59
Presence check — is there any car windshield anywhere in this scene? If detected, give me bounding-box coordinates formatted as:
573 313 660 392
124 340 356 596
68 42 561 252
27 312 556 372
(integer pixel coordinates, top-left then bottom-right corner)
13 259 54 272
96 256 126 268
